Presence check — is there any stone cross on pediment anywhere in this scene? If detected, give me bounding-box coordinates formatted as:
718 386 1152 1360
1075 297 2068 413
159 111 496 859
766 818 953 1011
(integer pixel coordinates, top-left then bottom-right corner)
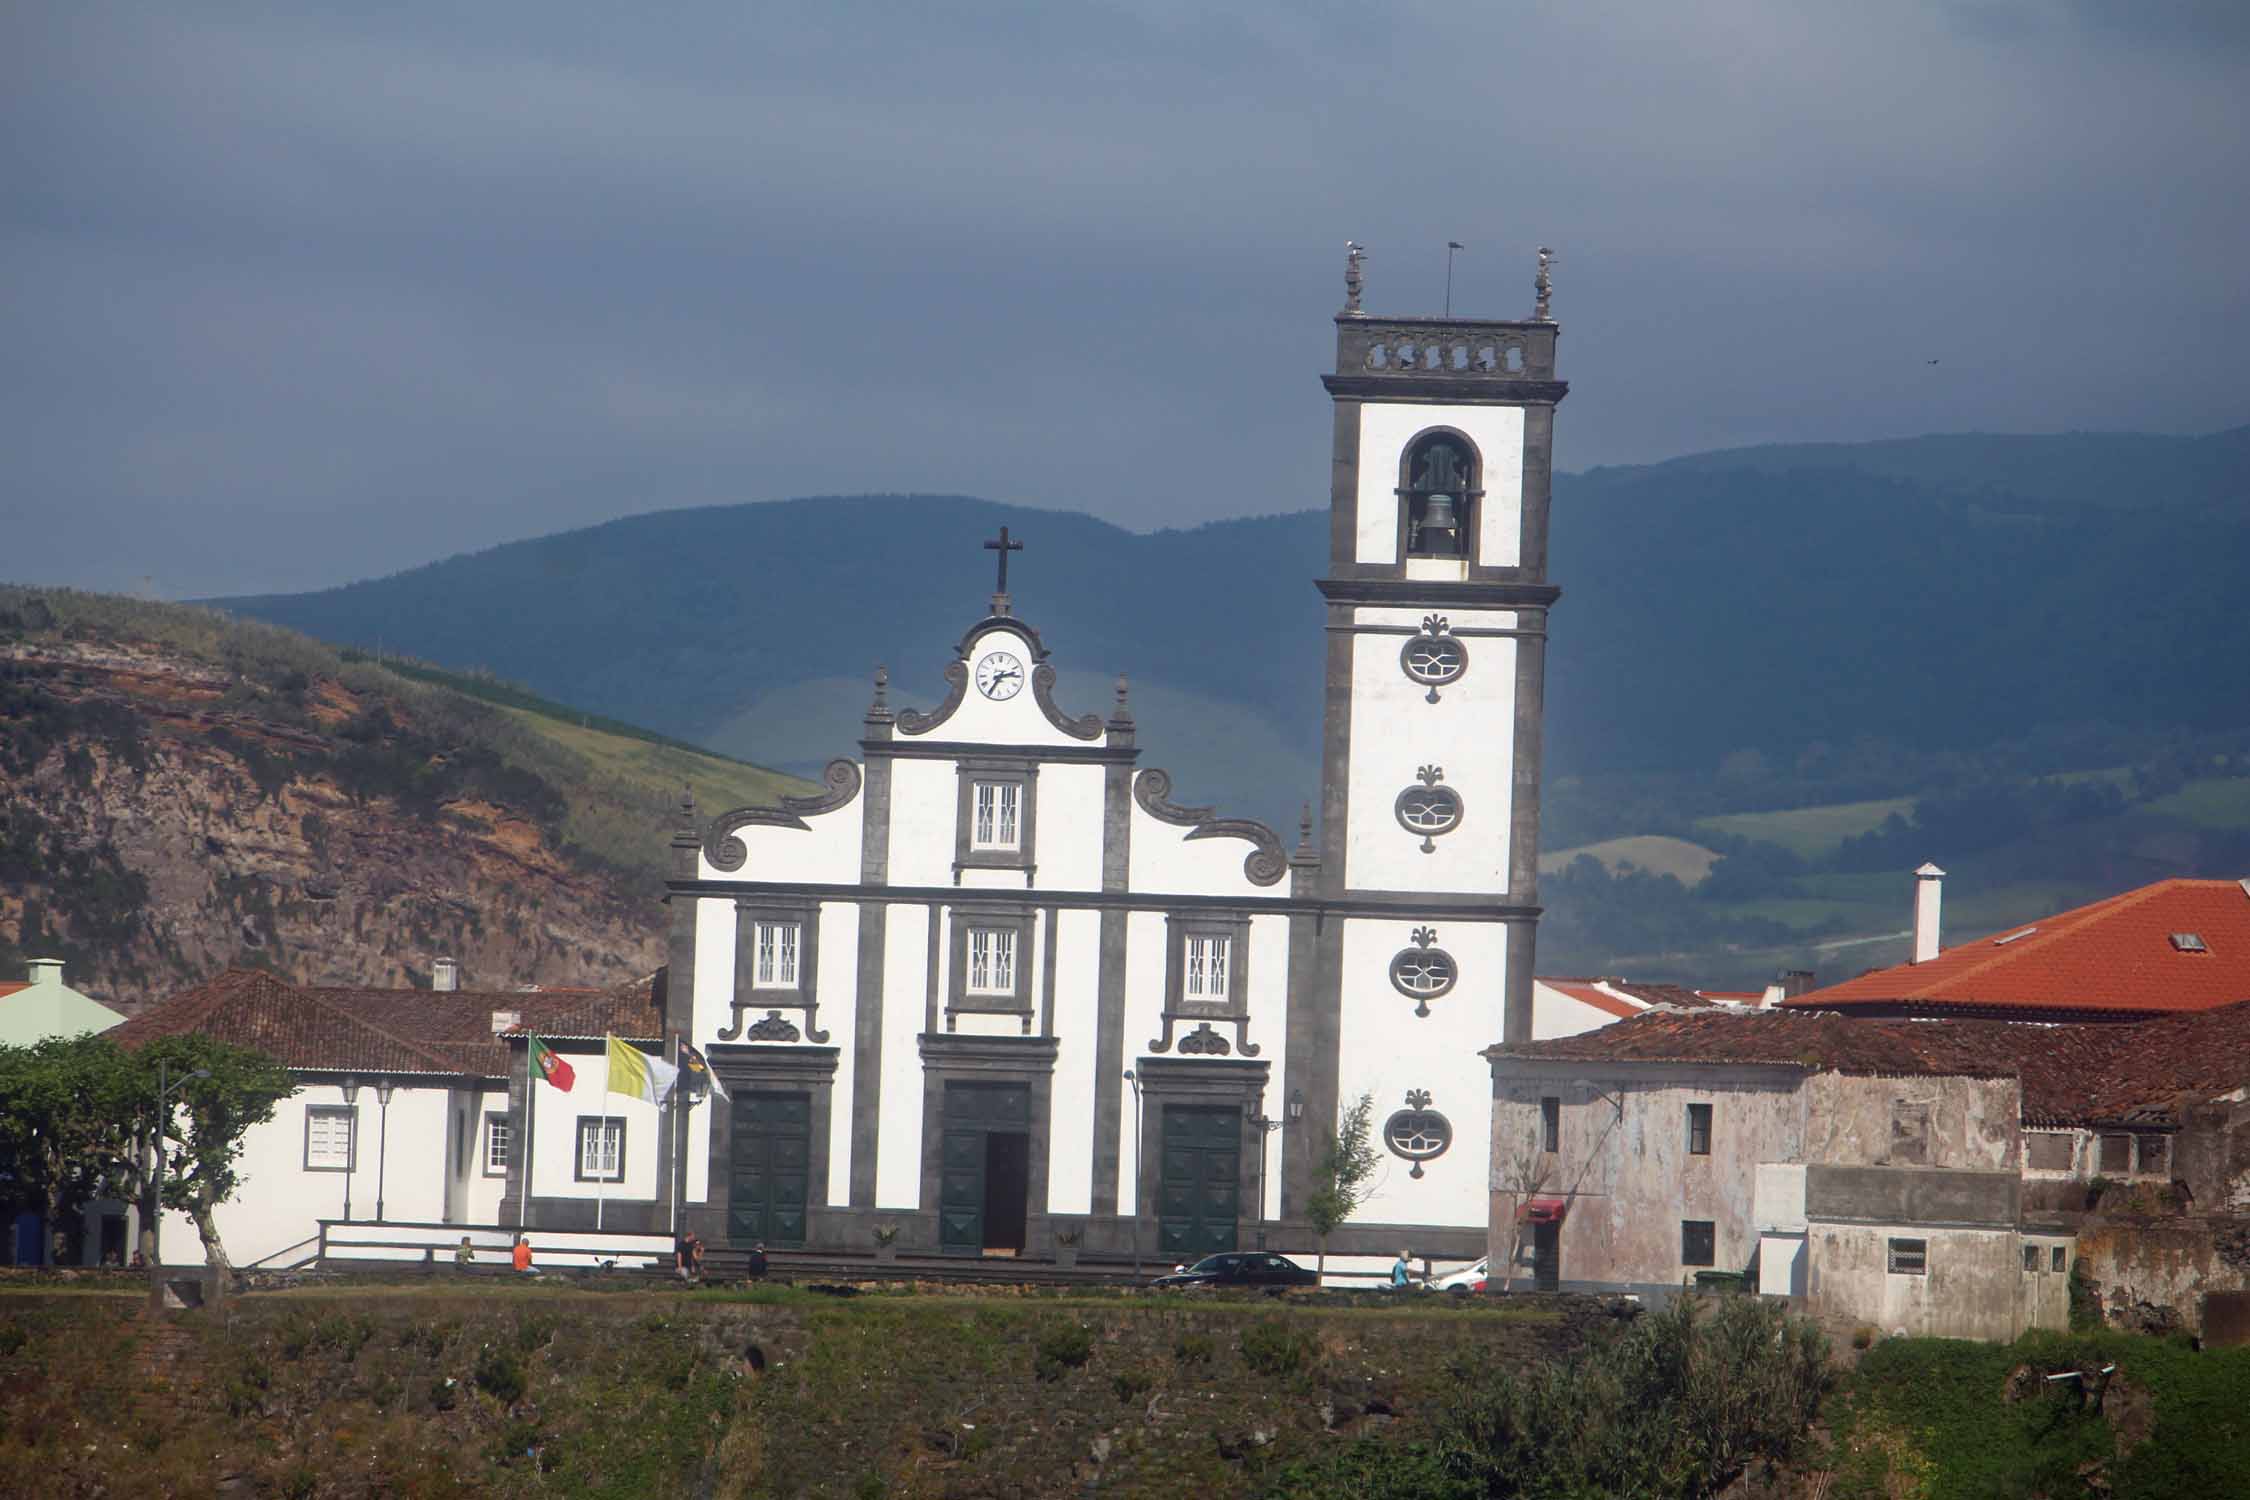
984 526 1024 615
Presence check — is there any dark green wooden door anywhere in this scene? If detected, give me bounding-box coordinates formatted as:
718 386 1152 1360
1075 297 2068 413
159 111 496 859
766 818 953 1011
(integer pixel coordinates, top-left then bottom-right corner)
1158 1105 1240 1258
728 1092 810 1246
939 1082 1031 1252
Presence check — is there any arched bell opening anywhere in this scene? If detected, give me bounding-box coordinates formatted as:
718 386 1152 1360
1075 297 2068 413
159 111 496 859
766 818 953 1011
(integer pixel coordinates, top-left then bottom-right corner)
1397 430 1482 561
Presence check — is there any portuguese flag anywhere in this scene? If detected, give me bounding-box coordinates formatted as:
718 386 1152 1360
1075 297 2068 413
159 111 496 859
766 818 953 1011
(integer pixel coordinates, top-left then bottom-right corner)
529 1035 575 1092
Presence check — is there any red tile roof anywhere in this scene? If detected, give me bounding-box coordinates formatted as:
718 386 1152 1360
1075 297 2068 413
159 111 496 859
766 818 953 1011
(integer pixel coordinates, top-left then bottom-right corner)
1783 878 2250 1019
0 982 27 999
1540 977 1722 1021
1489 996 2250 1128
1491 1005 2020 1079
109 968 662 1077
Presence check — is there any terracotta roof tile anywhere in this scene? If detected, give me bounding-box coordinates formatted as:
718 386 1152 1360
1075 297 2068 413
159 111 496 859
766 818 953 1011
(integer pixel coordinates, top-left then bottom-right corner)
108 969 663 1077
1784 878 2250 1019
1539 979 1641 1021
1489 996 2250 1128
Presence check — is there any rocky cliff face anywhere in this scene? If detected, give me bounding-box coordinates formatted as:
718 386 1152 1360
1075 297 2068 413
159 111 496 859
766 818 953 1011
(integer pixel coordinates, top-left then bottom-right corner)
2 635 662 1012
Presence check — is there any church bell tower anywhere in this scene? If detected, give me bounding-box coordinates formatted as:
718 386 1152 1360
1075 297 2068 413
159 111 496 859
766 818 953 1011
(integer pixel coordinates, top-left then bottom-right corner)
1287 244 1567 1235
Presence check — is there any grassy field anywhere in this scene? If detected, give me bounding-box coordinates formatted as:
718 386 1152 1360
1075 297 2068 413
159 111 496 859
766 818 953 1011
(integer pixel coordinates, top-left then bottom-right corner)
493 707 809 833
1540 834 1722 886
1696 797 1914 858
1826 1329 2250 1499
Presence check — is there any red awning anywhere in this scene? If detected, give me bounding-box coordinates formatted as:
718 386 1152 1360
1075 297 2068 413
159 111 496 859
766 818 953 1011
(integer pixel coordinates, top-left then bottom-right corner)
1520 1197 1569 1223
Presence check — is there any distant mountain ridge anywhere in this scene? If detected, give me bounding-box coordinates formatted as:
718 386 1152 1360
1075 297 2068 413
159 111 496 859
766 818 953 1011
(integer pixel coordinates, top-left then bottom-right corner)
213 427 2250 832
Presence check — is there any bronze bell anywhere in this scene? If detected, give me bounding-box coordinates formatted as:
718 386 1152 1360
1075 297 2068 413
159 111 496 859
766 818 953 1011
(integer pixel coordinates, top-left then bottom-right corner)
1416 493 1462 555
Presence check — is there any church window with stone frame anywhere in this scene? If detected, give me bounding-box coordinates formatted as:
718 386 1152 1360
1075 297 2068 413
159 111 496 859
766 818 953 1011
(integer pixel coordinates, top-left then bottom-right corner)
966 927 1018 995
1400 431 1480 560
972 781 1021 850
575 1116 625 1183
1183 934 1231 1005
753 921 801 989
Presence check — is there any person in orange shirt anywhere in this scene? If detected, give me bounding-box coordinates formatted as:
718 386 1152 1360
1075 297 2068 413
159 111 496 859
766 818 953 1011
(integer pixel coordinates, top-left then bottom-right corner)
513 1235 535 1274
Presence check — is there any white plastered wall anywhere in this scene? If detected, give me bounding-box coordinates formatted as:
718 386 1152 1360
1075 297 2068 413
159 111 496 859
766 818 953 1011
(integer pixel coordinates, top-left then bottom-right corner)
529 1048 663 1206
817 900 860 1205
1032 763 1104 891
161 1081 459 1269
875 902 933 1207
1045 907 1100 1214
1126 805 1268 898
1353 402 1528 567
1118 909 1171 1214
1338 917 1506 1229
696 793 862 885
1343 611 1516 894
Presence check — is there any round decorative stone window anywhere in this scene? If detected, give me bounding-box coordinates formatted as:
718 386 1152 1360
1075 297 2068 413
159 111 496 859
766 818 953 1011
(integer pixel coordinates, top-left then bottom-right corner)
1399 615 1467 702
1394 766 1463 851
1383 1090 1453 1179
1388 927 1456 1016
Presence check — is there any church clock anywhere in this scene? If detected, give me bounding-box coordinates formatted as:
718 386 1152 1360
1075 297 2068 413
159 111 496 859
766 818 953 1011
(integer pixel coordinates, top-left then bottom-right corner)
974 650 1025 700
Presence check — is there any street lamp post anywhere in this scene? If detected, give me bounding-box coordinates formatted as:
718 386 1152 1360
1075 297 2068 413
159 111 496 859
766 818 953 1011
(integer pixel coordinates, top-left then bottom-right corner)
375 1080 395 1222
147 1060 210 1314
340 1076 360 1222
1249 1111 1281 1247
1123 1069 1143 1281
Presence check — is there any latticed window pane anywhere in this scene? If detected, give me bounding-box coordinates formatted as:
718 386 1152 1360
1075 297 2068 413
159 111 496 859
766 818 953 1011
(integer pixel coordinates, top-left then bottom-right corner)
754 922 799 987
485 1115 512 1172
579 1119 622 1180
990 930 1016 990
1400 791 1460 831
975 783 996 844
1393 953 1454 993
969 930 992 991
1208 938 1228 997
996 784 1019 846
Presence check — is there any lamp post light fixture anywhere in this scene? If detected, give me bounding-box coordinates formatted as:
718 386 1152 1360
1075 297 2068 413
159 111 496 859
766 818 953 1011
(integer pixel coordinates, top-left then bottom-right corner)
147 1060 211 1313
374 1079 396 1222
1287 1088 1305 1124
1123 1068 1144 1281
1249 1111 1281 1239
339 1076 361 1222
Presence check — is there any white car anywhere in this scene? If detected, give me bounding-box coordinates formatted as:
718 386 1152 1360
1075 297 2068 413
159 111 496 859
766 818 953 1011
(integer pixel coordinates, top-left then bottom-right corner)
1428 1257 1489 1294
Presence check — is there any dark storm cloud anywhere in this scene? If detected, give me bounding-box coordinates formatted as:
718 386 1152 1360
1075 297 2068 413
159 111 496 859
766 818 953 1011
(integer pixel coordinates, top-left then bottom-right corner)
4 2 2246 596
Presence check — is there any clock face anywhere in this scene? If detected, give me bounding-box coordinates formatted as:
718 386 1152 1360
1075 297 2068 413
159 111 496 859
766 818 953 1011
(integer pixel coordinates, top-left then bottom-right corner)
974 650 1026 700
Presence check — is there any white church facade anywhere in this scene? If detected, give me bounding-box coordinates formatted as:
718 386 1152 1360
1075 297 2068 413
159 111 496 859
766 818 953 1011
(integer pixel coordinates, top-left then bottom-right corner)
634 258 1573 1265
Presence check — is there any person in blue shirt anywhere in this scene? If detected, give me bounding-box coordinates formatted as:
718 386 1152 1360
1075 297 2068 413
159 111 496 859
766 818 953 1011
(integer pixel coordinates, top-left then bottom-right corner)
1390 1248 1413 1289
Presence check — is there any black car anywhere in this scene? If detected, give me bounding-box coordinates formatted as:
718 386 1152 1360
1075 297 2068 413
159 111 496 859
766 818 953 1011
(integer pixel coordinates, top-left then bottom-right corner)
1149 1252 1317 1290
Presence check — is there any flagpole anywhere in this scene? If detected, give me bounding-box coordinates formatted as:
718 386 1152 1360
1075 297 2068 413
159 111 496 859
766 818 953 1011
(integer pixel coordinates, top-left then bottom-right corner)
666 1030 681 1238
518 1037 534 1228
597 1042 609 1235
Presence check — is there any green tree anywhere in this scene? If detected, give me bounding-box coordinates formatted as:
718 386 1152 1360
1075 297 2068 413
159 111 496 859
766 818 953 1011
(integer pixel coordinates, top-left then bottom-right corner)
1303 1092 1378 1281
0 1035 141 1264
131 1036 295 1278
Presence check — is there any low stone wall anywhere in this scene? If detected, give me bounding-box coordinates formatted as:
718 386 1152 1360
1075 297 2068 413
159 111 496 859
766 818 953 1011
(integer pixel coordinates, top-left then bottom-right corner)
2074 1217 2250 1336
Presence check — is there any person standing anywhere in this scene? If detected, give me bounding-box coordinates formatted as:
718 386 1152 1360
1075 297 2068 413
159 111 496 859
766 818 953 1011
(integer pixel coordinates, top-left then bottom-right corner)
455 1236 476 1269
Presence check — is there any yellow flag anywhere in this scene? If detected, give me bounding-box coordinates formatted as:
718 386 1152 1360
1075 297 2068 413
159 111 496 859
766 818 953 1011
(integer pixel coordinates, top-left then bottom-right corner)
605 1034 678 1106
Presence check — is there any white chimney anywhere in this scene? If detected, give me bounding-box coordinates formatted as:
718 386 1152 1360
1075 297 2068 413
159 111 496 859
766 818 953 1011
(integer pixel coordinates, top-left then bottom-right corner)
432 957 459 992
27 958 63 987
1912 863 1946 963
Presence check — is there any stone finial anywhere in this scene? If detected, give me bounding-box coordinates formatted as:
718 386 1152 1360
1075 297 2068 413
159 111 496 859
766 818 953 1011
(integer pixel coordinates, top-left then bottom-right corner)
675 783 696 832
868 664 891 719
1534 246 1555 321
1296 802 1315 856
1344 241 1366 315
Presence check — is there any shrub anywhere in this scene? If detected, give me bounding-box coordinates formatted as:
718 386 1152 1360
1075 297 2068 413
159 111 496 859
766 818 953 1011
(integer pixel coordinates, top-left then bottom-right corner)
1240 1318 1316 1377
1034 1321 1094 1381
474 1345 527 1405
1264 1439 1478 1500
1174 1331 1215 1364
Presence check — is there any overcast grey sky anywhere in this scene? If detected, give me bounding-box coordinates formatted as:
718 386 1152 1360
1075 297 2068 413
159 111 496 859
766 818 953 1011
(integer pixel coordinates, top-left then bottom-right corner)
6 2 2246 597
